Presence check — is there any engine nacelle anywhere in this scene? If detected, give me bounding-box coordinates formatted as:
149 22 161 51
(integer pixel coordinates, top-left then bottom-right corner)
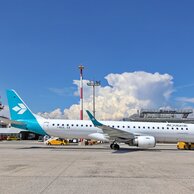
88 133 109 142
133 136 156 148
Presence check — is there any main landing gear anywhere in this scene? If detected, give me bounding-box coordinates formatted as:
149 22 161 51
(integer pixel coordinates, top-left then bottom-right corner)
110 142 120 150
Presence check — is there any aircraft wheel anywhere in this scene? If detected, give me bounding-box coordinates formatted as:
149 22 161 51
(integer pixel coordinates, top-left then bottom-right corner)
113 144 120 150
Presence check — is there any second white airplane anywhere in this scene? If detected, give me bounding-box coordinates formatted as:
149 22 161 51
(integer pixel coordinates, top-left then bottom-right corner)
7 89 194 150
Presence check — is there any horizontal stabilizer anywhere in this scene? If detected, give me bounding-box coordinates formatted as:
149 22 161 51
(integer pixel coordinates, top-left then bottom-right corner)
0 116 26 126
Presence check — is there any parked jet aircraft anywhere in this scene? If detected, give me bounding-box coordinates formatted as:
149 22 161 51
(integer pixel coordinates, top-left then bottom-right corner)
7 89 194 150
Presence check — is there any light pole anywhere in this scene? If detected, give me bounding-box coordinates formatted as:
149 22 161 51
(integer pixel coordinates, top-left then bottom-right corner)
87 81 100 118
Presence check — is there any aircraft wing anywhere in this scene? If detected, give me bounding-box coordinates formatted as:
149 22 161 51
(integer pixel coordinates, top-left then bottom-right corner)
86 110 134 141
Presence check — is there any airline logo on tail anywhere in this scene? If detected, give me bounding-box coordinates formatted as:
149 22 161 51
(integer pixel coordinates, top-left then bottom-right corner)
12 103 27 115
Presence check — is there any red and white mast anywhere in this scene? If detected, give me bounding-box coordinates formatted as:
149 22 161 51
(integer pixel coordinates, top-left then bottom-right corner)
78 65 84 120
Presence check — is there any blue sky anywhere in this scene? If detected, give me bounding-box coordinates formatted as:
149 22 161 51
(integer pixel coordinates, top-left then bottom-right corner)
0 0 194 114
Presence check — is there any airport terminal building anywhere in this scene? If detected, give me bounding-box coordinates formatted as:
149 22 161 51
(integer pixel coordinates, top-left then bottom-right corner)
123 109 194 123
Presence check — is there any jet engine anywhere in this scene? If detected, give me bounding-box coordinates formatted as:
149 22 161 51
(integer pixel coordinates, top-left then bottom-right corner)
133 136 156 148
88 133 109 142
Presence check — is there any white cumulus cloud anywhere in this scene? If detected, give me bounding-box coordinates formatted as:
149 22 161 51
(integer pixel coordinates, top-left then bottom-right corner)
38 71 174 120
38 108 66 119
176 97 194 104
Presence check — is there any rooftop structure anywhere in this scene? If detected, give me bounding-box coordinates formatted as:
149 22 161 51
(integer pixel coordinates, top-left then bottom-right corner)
139 109 193 119
123 109 194 123
0 99 6 127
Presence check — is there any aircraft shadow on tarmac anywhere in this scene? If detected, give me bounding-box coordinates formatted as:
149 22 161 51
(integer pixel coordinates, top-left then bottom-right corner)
112 148 162 154
16 145 180 154
18 146 111 153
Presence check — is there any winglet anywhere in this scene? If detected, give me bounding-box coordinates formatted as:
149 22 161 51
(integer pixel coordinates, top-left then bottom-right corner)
86 110 103 127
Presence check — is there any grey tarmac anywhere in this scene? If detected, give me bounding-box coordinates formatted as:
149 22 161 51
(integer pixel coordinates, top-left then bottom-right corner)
0 141 194 194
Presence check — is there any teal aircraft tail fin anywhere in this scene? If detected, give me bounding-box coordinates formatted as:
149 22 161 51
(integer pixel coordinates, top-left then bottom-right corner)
7 89 36 121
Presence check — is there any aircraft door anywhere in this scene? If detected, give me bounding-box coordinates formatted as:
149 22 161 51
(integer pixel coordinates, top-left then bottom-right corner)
43 122 50 129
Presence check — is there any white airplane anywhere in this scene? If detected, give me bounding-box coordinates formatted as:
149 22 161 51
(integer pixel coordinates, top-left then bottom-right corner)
7 89 194 150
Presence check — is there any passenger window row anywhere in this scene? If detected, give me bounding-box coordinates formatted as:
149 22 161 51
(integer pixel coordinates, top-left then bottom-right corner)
52 124 93 127
108 125 188 131
51 123 189 131
132 126 188 130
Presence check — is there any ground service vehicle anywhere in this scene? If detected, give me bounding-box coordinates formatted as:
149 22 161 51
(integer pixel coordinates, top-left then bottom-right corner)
177 142 194 150
45 138 68 145
7 136 20 141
